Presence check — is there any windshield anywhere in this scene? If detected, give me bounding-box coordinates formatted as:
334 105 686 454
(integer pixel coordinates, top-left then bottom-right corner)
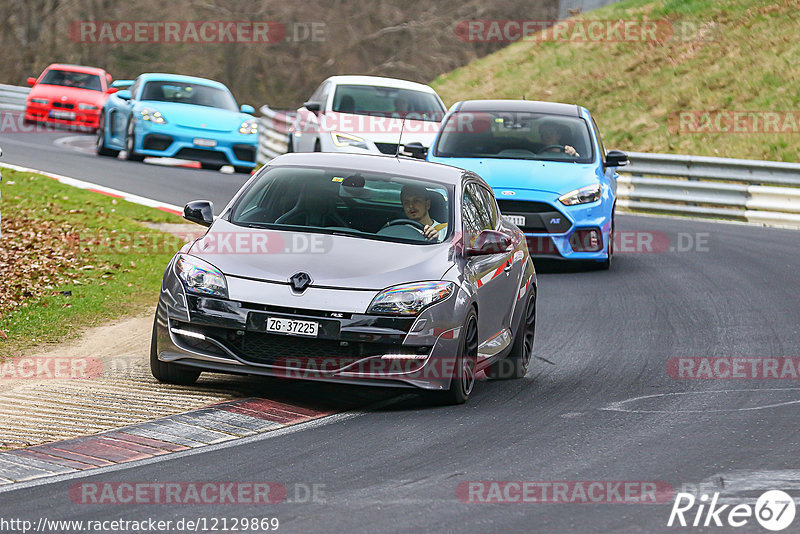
434 111 595 163
331 85 444 122
39 69 102 91
229 165 452 244
140 81 238 111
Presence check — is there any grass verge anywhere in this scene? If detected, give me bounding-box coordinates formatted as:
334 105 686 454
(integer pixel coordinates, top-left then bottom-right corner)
0 168 187 359
431 0 800 162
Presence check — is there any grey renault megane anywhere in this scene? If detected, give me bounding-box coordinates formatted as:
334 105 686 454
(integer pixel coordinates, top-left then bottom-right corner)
151 152 536 404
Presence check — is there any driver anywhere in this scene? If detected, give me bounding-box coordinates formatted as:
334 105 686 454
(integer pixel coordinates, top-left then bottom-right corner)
538 121 579 157
400 184 447 241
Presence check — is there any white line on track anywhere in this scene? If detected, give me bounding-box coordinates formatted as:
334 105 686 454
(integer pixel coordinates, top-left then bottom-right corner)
603 387 800 413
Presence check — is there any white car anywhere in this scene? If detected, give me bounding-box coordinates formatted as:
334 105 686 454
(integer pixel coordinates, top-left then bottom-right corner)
290 76 446 155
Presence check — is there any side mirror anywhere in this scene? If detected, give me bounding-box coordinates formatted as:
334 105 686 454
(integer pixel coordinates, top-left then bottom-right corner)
303 101 321 113
402 142 428 159
106 87 118 94
605 150 629 167
240 104 256 114
26 77 37 87
115 89 132 100
466 230 512 256
183 200 214 227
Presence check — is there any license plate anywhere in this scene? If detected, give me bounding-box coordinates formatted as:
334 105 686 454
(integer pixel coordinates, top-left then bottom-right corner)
503 214 526 226
265 317 319 337
50 110 75 120
193 138 217 147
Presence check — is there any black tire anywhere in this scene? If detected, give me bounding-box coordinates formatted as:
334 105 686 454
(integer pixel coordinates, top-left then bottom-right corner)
313 139 321 152
431 308 478 405
150 318 201 385
124 118 144 161
95 112 120 157
286 135 294 153
487 293 535 380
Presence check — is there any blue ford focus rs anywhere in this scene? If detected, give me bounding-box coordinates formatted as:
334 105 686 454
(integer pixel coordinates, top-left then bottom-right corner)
422 100 628 268
96 73 258 172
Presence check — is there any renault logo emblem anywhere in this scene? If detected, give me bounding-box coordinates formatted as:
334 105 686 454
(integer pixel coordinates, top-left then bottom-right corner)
289 272 312 293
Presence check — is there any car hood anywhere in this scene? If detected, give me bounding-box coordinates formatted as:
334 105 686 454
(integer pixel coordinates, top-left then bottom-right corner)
324 112 441 147
29 85 107 105
187 219 452 290
136 101 247 132
430 157 599 195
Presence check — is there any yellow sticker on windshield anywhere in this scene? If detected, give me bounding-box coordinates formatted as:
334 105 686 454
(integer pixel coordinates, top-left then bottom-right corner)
332 177 344 182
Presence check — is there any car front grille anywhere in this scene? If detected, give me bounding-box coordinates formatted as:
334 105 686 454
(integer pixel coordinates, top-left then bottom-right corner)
497 199 572 234
143 134 173 151
52 102 75 109
174 147 229 164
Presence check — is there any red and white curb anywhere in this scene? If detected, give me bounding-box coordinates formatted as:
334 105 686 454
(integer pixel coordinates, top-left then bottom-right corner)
0 397 348 486
0 162 183 216
142 157 201 170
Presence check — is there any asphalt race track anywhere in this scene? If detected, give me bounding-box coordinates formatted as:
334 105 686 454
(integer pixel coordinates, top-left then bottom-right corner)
1 132 799 532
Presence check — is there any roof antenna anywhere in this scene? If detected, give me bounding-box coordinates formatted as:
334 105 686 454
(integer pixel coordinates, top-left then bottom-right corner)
522 94 526 100
395 116 407 158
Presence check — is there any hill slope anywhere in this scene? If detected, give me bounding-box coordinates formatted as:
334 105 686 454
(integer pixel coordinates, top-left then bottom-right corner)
431 0 800 162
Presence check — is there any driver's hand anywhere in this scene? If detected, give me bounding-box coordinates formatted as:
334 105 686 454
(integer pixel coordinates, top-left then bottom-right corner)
564 145 579 156
422 224 439 241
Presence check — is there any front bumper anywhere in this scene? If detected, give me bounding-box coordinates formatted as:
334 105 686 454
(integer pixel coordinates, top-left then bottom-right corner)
497 196 612 261
25 104 100 130
134 121 257 168
154 271 464 390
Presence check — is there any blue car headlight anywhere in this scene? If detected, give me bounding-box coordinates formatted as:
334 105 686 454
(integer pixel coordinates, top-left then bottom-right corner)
140 107 166 124
558 184 601 206
368 281 454 316
239 119 258 134
175 255 228 298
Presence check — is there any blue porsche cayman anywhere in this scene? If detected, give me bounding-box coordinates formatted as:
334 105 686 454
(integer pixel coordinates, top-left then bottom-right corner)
423 100 628 268
96 73 258 172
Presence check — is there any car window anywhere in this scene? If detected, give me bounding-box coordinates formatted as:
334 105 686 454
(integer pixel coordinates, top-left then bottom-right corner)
140 81 238 111
435 111 594 163
229 165 452 245
331 85 444 121
462 183 494 245
318 82 331 110
590 116 606 163
39 69 103 91
475 185 499 229
129 79 141 99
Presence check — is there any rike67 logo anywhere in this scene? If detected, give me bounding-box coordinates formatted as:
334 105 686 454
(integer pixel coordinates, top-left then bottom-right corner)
668 490 796 531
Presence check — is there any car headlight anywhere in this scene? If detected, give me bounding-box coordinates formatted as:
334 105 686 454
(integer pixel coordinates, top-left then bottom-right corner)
140 107 166 124
558 184 602 206
368 281 454 316
174 255 228 298
30 98 48 105
331 132 368 150
239 119 258 134
78 103 99 110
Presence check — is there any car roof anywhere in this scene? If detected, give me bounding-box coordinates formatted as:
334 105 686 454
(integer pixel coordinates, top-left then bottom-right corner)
455 99 582 116
268 152 472 186
45 64 107 75
137 73 229 90
322 75 438 94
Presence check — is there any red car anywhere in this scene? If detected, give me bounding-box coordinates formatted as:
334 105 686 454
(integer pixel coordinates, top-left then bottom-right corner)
24 64 117 131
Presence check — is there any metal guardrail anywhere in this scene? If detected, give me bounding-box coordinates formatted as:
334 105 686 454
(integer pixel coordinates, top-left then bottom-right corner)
257 105 295 163
618 152 800 228
0 83 30 111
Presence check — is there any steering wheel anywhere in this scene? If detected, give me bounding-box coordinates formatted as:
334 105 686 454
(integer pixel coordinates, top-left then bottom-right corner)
382 219 425 230
539 144 566 153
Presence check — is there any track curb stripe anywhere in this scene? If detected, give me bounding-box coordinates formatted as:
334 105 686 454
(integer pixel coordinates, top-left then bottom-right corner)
0 161 183 215
0 397 332 486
